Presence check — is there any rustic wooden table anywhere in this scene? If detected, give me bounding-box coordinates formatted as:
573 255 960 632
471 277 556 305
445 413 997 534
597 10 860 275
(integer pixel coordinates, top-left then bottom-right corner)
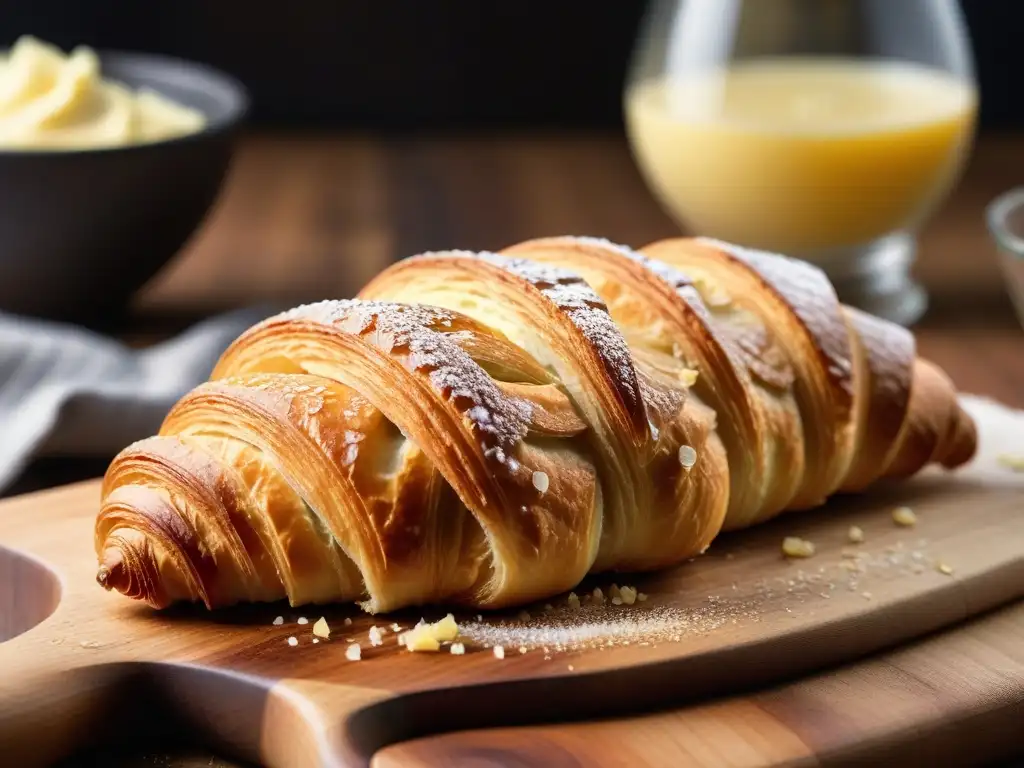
9 133 1024 766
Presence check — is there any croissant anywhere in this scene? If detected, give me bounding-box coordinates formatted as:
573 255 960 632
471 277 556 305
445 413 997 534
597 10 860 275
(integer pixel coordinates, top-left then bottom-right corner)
95 237 976 613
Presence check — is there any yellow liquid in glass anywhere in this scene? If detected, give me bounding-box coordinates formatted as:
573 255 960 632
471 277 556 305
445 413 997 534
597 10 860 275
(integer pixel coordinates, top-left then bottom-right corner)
625 59 977 254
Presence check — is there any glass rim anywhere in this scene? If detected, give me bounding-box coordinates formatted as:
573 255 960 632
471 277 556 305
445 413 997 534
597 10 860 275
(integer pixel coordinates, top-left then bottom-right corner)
987 187 1024 258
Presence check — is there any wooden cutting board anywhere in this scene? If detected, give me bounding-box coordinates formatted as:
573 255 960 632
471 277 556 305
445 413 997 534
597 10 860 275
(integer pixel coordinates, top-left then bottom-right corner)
1 395 1022 767
375 597 1024 767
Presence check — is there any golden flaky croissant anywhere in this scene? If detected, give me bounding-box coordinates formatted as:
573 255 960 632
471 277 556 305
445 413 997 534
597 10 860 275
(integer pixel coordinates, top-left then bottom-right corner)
95 237 976 613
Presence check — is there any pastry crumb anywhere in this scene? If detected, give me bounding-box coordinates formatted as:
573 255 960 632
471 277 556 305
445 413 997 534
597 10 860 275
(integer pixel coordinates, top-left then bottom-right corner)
312 638 320 644
297 617 309 625
272 616 284 626
937 562 954 575
861 591 873 601
368 626 384 647
567 592 580 611
399 613 459 652
592 587 605 604
493 645 505 659
637 592 648 602
518 646 528 655
567 664 575 671
892 506 917 527
287 636 298 647
312 617 331 639
345 643 361 661
401 632 440 653
619 586 638 605
847 525 865 543
343 617 353 626
782 536 815 558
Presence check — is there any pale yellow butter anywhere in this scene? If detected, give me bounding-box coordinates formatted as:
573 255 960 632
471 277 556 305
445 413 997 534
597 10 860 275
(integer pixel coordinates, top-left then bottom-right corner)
0 36 205 150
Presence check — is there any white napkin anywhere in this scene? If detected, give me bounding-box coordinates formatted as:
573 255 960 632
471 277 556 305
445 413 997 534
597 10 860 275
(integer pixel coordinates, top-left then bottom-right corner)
0 308 267 492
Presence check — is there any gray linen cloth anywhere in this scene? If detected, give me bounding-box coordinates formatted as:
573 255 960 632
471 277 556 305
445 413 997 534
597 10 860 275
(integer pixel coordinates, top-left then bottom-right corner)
0 308 267 492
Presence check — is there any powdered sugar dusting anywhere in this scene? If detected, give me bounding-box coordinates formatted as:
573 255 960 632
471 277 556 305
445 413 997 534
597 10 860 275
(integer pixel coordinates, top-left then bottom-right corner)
696 237 853 401
460 597 756 652
574 236 792 396
472 251 644 425
571 236 715 325
274 299 532 474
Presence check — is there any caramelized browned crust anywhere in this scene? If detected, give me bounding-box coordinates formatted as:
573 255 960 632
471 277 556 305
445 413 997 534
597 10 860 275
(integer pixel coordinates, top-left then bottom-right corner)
637 237 974 506
642 238 856 509
98 300 600 612
95 236 977 615
360 251 729 571
501 236 804 529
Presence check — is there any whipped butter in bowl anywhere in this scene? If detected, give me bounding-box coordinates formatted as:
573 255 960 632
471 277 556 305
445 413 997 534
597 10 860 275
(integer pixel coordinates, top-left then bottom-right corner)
0 35 207 150
0 35 246 322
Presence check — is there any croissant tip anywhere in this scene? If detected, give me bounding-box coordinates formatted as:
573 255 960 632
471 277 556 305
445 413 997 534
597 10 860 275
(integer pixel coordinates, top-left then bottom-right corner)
96 550 124 592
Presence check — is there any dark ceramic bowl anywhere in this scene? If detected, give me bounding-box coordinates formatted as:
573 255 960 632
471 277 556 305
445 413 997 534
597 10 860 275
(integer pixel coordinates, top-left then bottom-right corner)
0 50 248 324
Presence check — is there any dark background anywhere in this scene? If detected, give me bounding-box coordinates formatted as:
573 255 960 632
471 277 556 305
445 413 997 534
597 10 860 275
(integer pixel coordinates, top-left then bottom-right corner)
2 0 1021 132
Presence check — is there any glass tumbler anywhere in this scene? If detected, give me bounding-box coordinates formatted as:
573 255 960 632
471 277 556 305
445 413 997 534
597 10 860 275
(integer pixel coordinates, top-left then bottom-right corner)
625 0 977 325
